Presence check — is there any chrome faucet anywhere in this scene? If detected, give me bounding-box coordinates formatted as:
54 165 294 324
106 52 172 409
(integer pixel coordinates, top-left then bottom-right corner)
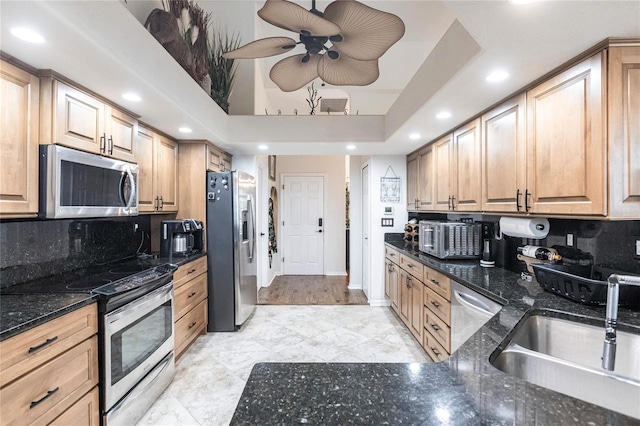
602 274 640 371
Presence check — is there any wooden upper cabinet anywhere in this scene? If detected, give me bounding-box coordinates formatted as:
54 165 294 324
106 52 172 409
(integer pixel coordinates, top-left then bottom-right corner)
481 94 527 213
0 60 39 217
221 154 232 172
135 127 179 213
433 134 453 211
156 135 179 213
526 52 606 215
453 118 482 211
41 77 138 161
136 126 156 213
53 81 104 154
608 45 640 218
418 145 435 211
406 152 419 210
105 106 137 163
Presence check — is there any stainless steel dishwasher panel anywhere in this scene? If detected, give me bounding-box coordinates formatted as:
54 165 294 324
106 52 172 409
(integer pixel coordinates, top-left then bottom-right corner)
450 281 503 352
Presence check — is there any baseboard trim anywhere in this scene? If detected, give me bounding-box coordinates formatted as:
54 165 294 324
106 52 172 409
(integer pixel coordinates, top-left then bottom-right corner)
368 299 390 307
326 271 348 276
348 282 362 290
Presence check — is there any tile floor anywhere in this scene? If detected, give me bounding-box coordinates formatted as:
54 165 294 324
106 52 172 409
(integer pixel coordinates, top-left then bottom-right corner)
136 305 430 426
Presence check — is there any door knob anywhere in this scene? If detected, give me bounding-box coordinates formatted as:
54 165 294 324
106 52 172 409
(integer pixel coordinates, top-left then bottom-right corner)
260 232 265 236
317 230 323 233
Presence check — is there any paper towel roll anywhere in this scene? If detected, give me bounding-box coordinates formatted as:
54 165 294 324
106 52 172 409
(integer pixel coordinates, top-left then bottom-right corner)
499 217 550 239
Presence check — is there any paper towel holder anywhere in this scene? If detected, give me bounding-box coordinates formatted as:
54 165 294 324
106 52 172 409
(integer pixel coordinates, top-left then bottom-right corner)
498 217 550 239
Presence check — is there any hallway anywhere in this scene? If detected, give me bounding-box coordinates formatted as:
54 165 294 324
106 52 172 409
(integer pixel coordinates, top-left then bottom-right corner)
258 275 368 305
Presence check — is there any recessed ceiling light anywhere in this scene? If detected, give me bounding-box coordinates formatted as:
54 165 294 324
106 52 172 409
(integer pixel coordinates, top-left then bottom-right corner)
10 27 45 44
258 145 268 151
346 145 356 150
122 93 141 102
436 111 451 120
486 70 510 82
178 127 192 133
409 133 421 140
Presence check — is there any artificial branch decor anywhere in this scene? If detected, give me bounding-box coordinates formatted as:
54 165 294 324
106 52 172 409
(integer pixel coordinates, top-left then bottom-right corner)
306 82 321 115
209 28 241 113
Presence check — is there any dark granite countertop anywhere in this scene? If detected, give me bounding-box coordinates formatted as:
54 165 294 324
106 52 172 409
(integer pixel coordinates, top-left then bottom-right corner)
231 240 640 425
0 252 207 342
0 293 97 342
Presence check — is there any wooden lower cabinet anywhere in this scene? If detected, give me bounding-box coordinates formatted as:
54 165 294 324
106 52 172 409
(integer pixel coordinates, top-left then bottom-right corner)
384 258 399 313
423 265 452 362
398 269 412 325
409 277 424 342
423 329 449 362
50 387 99 426
174 258 209 360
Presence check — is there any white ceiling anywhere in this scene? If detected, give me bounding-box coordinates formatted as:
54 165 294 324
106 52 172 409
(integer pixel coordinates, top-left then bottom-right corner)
1 1 639 156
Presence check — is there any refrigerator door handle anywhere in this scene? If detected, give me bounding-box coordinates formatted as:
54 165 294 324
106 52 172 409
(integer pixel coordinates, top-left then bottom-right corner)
247 196 255 262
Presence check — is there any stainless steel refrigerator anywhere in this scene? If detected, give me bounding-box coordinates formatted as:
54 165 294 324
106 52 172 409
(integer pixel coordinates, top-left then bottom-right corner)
206 171 257 331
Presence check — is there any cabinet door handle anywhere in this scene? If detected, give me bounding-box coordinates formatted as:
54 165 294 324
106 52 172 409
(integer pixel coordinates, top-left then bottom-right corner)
430 323 440 331
30 387 59 409
447 195 451 210
108 135 114 155
154 196 159 211
187 268 197 274
430 279 440 286
28 336 58 353
406 277 411 289
450 195 456 211
188 291 197 298
159 196 164 210
431 300 440 308
430 347 441 356
100 133 106 154
516 189 522 212
407 263 413 268
188 321 197 329
524 189 531 212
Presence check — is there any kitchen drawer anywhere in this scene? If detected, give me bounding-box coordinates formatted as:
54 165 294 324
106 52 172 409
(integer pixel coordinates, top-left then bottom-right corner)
174 271 207 321
174 256 207 288
175 298 207 360
399 254 425 282
425 267 451 301
0 336 98 426
50 386 99 426
423 328 449 362
424 307 451 352
424 285 451 325
0 303 97 385
385 246 400 262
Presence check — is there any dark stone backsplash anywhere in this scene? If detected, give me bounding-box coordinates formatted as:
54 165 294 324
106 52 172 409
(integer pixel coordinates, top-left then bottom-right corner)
0 216 151 288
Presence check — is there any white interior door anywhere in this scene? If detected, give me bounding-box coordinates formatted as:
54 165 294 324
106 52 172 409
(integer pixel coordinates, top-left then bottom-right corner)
362 164 370 298
282 175 324 275
257 165 268 290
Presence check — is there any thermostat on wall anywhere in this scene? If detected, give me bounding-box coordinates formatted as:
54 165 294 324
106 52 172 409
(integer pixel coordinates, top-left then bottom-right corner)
384 206 394 215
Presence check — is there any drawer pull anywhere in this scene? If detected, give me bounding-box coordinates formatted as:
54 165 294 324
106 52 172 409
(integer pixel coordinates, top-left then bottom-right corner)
187 268 197 274
28 336 58 353
188 291 197 298
430 347 440 356
430 323 440 331
188 321 197 329
430 301 440 308
407 263 413 268
430 279 440 286
30 387 59 409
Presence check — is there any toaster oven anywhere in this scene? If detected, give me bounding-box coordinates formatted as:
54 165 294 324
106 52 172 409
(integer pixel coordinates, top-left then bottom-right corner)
419 221 482 259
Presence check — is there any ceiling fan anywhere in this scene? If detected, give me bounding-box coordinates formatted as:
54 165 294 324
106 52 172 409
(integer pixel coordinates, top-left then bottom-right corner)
222 0 405 92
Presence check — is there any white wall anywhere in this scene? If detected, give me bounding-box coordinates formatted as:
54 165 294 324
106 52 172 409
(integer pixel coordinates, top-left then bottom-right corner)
277 155 347 276
364 156 408 306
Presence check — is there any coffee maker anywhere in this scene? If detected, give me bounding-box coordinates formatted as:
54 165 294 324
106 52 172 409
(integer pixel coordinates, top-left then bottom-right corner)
160 219 204 258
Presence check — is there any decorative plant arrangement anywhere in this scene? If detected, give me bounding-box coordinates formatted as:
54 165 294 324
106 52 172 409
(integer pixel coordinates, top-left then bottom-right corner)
306 82 321 115
144 0 241 113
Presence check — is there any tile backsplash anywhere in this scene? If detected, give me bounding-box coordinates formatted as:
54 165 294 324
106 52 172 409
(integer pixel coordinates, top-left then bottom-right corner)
0 216 151 288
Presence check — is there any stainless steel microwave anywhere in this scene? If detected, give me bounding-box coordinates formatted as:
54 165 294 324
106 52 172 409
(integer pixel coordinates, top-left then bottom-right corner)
39 145 138 218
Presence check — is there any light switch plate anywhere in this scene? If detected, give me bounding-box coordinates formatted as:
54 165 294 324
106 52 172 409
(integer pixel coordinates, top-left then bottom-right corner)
635 240 640 257
381 218 394 227
566 233 574 247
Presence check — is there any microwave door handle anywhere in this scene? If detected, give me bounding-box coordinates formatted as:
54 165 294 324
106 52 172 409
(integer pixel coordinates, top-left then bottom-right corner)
118 172 126 207
124 166 136 208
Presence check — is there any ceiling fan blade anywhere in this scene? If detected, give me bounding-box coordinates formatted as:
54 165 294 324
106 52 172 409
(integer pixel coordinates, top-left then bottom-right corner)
258 0 341 37
323 0 405 61
270 54 321 92
317 53 379 86
222 37 297 59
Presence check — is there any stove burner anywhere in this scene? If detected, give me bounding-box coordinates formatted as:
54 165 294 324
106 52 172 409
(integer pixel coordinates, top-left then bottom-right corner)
66 279 113 290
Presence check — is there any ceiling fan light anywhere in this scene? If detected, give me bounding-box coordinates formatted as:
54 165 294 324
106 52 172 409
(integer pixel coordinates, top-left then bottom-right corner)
258 0 341 37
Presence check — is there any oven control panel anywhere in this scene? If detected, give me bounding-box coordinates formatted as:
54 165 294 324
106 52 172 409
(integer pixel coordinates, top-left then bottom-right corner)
93 263 178 296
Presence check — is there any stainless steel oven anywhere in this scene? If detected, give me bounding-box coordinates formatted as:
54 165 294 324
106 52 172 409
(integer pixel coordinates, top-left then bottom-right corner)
101 280 175 425
39 144 138 218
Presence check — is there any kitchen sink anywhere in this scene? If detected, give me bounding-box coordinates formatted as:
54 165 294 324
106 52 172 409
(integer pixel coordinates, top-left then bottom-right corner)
490 313 640 419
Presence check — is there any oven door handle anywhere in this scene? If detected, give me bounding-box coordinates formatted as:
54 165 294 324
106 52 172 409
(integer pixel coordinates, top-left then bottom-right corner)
105 283 173 330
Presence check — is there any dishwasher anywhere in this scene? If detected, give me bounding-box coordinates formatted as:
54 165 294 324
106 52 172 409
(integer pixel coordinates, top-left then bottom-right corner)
450 281 503 352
